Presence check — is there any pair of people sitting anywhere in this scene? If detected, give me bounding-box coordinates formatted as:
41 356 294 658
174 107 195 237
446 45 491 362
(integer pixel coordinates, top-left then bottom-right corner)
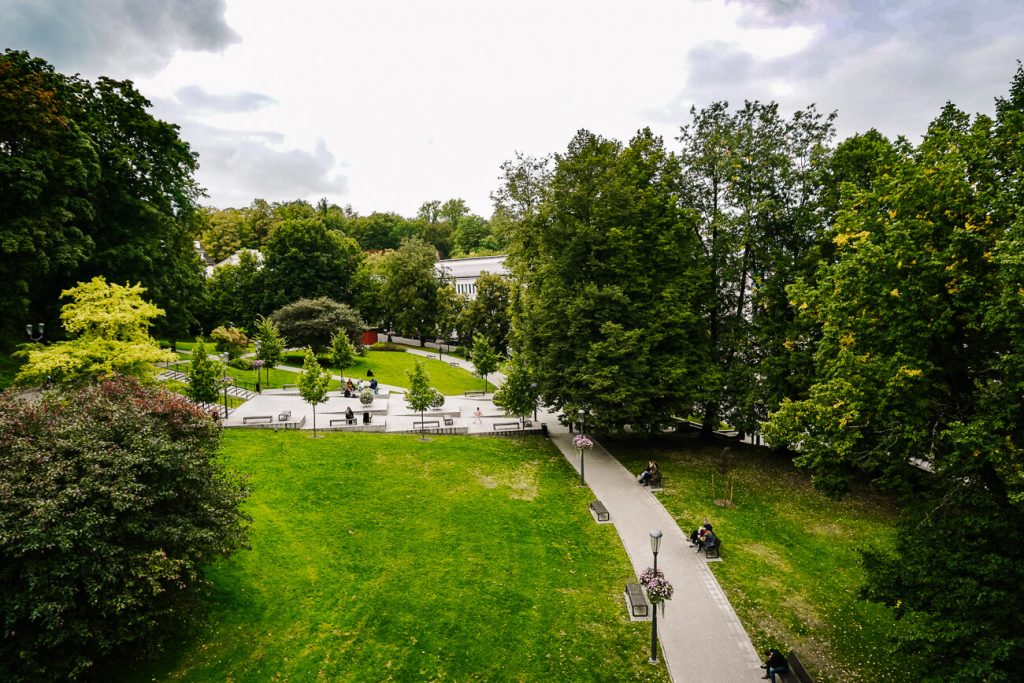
638 461 659 486
688 518 718 553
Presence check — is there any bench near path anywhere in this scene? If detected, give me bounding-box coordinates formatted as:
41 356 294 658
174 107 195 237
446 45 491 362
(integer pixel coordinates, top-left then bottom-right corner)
549 432 762 683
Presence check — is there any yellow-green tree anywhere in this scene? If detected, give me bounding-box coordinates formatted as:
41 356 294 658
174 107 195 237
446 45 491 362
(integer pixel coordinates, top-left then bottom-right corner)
16 277 173 386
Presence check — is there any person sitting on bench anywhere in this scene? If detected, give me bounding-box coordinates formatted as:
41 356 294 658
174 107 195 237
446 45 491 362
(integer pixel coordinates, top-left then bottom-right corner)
761 648 789 682
638 461 658 486
345 406 355 423
362 411 371 424
697 528 718 554
688 518 713 545
346 379 355 393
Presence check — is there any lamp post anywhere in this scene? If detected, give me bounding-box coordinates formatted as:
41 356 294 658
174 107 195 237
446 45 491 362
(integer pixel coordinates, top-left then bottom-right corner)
649 529 663 664
253 340 262 393
531 382 538 422
25 323 45 341
436 338 444 360
578 409 587 485
220 353 230 419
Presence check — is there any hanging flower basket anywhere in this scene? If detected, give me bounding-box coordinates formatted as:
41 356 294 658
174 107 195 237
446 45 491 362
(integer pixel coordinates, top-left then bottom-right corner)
639 567 674 615
572 434 594 450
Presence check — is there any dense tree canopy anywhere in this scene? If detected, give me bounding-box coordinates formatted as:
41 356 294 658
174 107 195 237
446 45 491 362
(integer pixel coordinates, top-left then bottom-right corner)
261 218 363 309
270 297 365 354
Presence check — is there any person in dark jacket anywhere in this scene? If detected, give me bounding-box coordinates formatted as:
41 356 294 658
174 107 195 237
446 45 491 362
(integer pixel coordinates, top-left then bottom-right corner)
761 648 789 682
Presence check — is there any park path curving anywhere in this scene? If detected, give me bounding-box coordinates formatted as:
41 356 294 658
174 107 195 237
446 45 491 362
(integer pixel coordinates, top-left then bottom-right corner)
549 432 763 683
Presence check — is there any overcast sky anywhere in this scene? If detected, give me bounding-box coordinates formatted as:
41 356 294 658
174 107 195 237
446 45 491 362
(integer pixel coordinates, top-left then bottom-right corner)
3 0 1022 217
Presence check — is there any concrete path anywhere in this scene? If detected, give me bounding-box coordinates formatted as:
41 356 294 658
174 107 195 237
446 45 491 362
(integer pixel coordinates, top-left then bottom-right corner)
550 432 762 682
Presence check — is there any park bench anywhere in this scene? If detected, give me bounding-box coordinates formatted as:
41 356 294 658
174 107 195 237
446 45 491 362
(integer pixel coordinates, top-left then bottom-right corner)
329 417 358 426
704 537 722 559
465 390 486 397
278 410 292 422
414 419 441 429
780 650 815 683
242 415 273 424
443 417 455 426
493 422 522 431
624 582 649 618
590 499 610 522
449 361 460 367
647 470 663 490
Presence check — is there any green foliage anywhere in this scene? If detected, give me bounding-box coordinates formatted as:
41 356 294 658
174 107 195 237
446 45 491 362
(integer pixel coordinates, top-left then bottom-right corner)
186 337 221 404
296 348 331 436
15 277 173 386
456 272 511 353
380 237 442 339
253 314 285 372
270 297 365 354
493 351 537 423
405 360 436 437
329 328 357 376
209 325 249 360
0 50 204 345
370 341 405 352
765 68 1024 680
0 377 250 682
262 218 363 308
502 128 706 431
200 249 266 332
470 333 500 392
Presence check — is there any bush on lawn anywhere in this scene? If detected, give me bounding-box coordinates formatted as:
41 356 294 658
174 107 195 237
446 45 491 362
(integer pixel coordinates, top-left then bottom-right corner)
0 377 251 682
371 342 405 352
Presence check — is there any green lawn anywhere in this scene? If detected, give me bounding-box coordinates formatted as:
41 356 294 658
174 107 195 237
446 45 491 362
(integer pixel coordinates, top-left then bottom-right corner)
283 349 483 394
121 431 666 682
609 436 909 683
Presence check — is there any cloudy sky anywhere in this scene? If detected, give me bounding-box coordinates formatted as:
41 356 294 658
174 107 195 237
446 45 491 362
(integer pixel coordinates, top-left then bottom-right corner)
3 0 1022 217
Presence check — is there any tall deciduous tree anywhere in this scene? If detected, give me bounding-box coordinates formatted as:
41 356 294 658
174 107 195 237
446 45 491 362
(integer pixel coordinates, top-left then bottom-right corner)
765 70 1024 679
262 218 362 308
493 351 537 430
456 272 511 354
502 128 707 432
296 348 331 437
380 237 443 342
676 100 835 437
329 328 357 379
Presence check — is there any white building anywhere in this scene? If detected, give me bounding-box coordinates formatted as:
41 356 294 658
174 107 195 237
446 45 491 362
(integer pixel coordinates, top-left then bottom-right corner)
435 255 508 298
205 248 263 278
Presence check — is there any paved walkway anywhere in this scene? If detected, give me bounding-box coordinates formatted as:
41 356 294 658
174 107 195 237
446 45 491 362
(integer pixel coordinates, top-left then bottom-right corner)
550 432 762 682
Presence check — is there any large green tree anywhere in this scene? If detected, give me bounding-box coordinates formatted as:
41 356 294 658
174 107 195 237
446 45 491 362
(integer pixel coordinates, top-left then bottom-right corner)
262 218 362 308
456 272 511 354
676 100 835 437
502 128 707 432
0 377 249 682
380 237 443 341
765 71 1024 680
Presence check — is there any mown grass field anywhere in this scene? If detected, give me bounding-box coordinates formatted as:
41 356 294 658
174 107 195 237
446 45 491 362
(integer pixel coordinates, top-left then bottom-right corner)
610 435 909 683
120 431 666 682
282 349 483 394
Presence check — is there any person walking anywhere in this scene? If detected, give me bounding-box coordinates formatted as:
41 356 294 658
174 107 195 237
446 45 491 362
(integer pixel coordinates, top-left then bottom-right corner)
473 407 482 424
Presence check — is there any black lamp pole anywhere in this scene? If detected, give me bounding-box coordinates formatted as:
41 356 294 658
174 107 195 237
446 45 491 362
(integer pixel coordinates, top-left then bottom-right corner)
649 529 663 665
578 409 586 485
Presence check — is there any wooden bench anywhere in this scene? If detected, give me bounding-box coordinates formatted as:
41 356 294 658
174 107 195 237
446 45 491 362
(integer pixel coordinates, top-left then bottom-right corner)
624 583 649 618
443 417 454 426
704 538 722 559
590 500 609 522
493 422 522 431
278 410 292 422
449 361 460 367
414 419 440 429
329 417 358 426
780 650 815 683
465 390 486 396
242 415 273 424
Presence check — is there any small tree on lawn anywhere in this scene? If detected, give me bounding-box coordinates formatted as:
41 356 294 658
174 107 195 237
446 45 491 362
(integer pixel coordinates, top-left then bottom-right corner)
494 351 537 432
406 360 435 440
330 328 357 380
209 325 249 360
297 348 331 437
187 337 221 405
253 315 285 387
471 332 500 392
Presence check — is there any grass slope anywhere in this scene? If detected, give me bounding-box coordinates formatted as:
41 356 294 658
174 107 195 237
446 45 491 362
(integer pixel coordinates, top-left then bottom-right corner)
124 432 666 682
283 350 482 394
610 436 909 683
